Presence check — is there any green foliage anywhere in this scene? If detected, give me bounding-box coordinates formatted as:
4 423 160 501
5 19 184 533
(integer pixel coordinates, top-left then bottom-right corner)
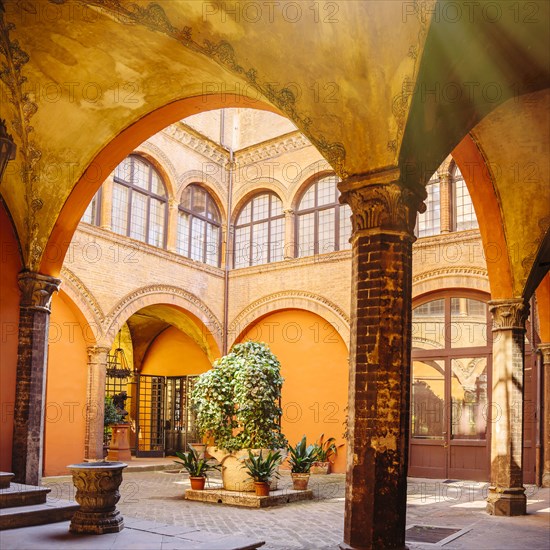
173 450 221 477
312 434 343 462
104 395 124 427
191 341 287 452
288 435 319 473
242 450 282 483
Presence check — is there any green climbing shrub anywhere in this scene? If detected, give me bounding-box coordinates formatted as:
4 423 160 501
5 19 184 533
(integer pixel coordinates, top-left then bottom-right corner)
191 341 287 452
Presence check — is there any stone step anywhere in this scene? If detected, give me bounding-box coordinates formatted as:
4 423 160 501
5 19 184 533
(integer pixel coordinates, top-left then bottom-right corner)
0 483 51 508
0 472 14 489
0 498 79 530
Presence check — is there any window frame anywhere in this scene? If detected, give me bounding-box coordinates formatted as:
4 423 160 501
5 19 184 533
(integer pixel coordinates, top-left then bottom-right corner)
81 187 103 226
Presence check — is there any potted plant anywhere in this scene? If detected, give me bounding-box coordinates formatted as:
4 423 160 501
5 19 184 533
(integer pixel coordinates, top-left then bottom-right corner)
191 341 287 491
311 434 344 474
174 449 220 490
288 435 318 490
242 449 282 496
104 395 123 458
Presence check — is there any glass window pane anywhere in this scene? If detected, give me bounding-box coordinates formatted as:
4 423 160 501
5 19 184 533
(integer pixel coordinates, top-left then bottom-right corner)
299 185 315 210
148 198 165 247
111 183 129 236
251 221 268 266
115 157 132 182
298 212 315 257
205 223 220 267
411 359 445 439
271 195 283 217
150 170 166 197
129 192 147 241
132 157 149 190
192 187 207 216
177 212 190 256
418 180 441 237
450 298 487 348
318 208 336 254
234 226 249 268
252 195 269 221
190 218 206 261
451 357 488 439
270 217 284 262
412 299 445 350
237 202 251 225
82 195 97 224
207 197 220 222
339 204 352 250
180 187 192 210
455 170 478 231
317 176 337 206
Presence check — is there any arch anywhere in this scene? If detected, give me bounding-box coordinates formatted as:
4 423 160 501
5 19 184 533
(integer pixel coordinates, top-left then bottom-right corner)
177 177 227 222
100 285 223 356
228 291 350 348
40 95 278 277
232 181 288 223
292 167 336 211
132 146 177 202
413 266 490 298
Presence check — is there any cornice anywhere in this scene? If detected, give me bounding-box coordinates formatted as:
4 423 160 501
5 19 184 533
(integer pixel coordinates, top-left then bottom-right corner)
235 132 311 166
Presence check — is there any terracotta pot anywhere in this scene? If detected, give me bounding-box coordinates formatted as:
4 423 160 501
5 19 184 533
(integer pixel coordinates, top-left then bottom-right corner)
311 461 330 474
254 481 270 496
189 476 206 490
68 461 127 534
291 472 310 490
107 424 132 461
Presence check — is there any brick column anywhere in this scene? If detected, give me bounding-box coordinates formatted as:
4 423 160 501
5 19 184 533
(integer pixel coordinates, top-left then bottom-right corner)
100 176 113 231
438 168 452 233
85 346 110 461
486 299 529 516
339 169 425 550
166 198 179 253
539 344 550 488
12 271 61 485
284 208 295 259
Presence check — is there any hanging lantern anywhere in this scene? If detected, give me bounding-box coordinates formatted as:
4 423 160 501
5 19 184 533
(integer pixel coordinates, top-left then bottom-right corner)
107 331 132 378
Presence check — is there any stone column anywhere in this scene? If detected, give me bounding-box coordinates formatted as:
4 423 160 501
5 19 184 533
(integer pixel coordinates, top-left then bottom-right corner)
12 272 61 485
438 168 452 233
166 198 179 253
284 208 295 259
539 344 550 488
85 346 110 461
100 176 113 231
339 168 425 550
486 299 529 516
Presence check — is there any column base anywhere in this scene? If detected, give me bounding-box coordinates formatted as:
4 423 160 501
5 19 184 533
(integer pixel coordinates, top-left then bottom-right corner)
486 486 526 516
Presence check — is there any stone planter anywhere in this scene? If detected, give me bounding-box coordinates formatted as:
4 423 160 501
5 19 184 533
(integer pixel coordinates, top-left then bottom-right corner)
207 447 280 492
107 424 132 461
291 472 310 490
68 461 127 534
311 461 330 474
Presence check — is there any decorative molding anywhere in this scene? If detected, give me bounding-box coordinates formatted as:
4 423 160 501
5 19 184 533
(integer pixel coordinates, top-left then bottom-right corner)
537 343 550 365
0 11 42 265
136 142 177 184
164 123 227 164
86 346 111 364
61 266 105 322
17 272 61 313
103 284 223 340
488 299 529 331
340 183 425 235
413 266 488 283
229 290 350 336
236 133 311 166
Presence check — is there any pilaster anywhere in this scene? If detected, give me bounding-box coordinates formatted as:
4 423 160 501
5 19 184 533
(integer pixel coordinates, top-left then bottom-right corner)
284 209 295 259
12 272 61 484
166 197 179 253
85 346 111 461
100 175 113 231
438 167 452 233
538 343 550 488
486 299 529 516
339 168 425 550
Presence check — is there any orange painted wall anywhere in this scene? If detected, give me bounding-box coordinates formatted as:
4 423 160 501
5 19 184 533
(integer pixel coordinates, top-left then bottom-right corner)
141 327 213 376
0 202 21 471
239 309 349 473
536 273 550 343
43 291 91 476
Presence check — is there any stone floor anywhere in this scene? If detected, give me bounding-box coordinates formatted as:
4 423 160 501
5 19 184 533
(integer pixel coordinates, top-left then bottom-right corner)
9 472 549 550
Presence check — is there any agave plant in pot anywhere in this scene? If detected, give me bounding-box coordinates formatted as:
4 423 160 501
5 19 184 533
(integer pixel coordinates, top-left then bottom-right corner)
311 434 344 474
174 449 220 490
288 435 319 490
242 450 282 496
191 341 287 491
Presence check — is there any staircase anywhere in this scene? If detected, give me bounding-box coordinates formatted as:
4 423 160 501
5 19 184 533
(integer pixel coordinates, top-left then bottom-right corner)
0 472 79 530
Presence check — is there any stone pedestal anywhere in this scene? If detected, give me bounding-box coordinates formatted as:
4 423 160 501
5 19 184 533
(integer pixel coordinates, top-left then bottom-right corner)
12 272 61 485
339 170 425 550
486 299 529 516
107 424 132 461
68 461 127 534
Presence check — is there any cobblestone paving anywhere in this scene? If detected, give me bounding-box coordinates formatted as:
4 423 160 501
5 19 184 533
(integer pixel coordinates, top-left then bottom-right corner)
44 473 550 550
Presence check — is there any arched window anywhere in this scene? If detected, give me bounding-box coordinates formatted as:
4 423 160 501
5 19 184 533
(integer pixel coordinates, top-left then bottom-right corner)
296 174 351 257
81 189 102 226
177 185 222 267
416 173 440 237
453 166 478 231
111 155 168 247
234 193 285 268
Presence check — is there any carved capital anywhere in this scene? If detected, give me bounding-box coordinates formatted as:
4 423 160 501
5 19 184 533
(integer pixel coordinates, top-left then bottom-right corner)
87 346 111 365
17 272 62 313
488 299 529 332
340 181 425 236
284 209 295 216
537 343 550 366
